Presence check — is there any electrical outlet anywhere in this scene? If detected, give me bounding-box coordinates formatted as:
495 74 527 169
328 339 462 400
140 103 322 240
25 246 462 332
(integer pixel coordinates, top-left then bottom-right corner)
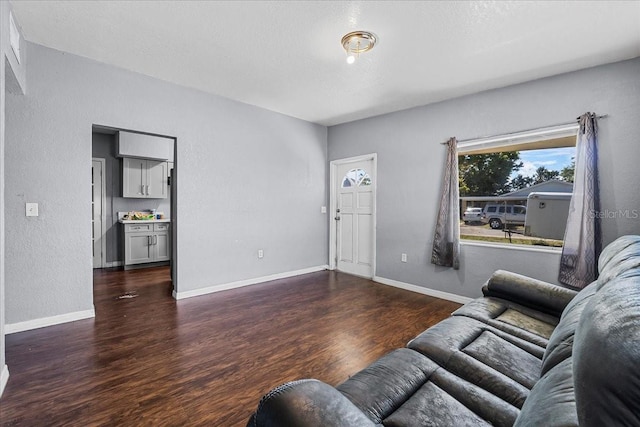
26 202 39 217
258 249 264 259
401 253 407 263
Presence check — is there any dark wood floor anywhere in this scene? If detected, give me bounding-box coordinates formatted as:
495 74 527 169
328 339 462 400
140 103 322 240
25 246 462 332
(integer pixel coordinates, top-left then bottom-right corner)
0 267 461 426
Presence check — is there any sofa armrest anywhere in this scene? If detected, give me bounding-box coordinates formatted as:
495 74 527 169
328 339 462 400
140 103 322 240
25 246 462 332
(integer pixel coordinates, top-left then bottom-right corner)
482 270 578 317
248 379 376 427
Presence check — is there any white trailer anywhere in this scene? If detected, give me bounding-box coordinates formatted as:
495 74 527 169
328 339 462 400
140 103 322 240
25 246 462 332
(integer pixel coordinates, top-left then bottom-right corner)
524 192 572 240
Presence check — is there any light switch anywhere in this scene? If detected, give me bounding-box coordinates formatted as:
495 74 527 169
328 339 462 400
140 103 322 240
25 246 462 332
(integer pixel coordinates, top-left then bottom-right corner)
26 202 39 217
321 206 327 213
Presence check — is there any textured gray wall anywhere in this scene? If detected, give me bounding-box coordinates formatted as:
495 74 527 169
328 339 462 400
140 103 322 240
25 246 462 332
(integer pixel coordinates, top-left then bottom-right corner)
0 0 8 381
3 2 26 96
1 0 28 390
5 42 328 324
328 58 640 298
92 132 172 264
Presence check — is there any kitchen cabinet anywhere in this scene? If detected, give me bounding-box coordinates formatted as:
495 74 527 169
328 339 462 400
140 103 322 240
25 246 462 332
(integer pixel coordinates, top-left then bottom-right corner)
123 222 171 267
153 223 171 262
116 131 174 162
122 157 168 198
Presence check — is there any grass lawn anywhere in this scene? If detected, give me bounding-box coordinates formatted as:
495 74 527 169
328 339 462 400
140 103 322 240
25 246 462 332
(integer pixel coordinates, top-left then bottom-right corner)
461 234 564 247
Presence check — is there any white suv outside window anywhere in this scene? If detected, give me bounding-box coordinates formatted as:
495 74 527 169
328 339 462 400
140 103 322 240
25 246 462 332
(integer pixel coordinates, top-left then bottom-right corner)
481 204 527 229
462 207 483 224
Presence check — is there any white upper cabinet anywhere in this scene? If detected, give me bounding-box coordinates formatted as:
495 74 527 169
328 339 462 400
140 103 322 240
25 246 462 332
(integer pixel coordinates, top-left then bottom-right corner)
146 160 168 198
123 158 168 198
116 131 174 162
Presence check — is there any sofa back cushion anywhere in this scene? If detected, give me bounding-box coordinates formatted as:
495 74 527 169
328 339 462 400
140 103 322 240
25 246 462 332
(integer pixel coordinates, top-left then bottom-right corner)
540 281 598 375
513 358 577 427
573 276 640 426
542 235 640 375
597 235 640 288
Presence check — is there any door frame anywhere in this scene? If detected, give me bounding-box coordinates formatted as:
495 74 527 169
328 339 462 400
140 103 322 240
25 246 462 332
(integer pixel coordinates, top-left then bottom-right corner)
92 157 107 268
329 153 377 276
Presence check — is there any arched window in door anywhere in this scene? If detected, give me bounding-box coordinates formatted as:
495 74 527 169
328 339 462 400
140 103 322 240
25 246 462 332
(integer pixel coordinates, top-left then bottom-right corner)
341 168 371 188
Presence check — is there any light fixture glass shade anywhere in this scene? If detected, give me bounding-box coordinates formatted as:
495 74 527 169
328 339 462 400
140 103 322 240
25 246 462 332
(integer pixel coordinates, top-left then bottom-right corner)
341 31 377 64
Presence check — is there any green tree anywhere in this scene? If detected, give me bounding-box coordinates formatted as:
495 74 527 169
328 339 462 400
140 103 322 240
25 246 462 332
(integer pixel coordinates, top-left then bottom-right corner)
509 174 534 191
509 165 566 192
560 158 575 183
459 152 522 196
532 166 560 184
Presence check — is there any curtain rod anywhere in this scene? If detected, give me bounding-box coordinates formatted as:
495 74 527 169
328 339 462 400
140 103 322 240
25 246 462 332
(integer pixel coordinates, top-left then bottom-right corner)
441 114 608 145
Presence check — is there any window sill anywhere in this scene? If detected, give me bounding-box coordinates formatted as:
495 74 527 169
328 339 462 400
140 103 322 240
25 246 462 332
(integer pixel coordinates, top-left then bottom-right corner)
460 239 563 254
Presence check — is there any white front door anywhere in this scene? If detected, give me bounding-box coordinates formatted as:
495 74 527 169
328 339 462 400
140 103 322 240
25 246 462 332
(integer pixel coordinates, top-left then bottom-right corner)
333 156 376 278
92 159 106 268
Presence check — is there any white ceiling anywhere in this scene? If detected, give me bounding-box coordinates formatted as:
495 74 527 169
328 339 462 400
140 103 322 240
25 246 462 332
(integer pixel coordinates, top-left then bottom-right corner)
10 1 640 126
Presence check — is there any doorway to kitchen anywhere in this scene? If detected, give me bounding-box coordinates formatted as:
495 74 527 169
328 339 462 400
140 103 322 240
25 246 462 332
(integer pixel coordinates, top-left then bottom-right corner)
90 125 176 295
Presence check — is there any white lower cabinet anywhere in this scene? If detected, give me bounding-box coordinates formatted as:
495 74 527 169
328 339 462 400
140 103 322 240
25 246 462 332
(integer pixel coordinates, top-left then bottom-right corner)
123 222 170 267
153 223 171 262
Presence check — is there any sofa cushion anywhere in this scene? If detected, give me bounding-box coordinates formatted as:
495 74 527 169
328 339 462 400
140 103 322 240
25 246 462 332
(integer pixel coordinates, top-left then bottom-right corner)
481 270 576 317
597 234 640 274
407 316 543 408
542 236 640 376
596 235 640 288
249 379 376 427
383 367 518 427
513 358 577 427
336 348 436 424
540 280 598 375
337 348 518 427
453 297 558 348
573 276 640 426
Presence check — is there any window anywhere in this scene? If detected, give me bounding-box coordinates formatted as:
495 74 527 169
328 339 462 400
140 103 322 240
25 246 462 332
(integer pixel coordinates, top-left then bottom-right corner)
341 168 371 188
458 124 578 248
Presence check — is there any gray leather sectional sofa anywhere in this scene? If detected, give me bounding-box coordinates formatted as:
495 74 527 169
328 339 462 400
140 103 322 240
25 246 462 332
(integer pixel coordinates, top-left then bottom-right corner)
248 235 640 426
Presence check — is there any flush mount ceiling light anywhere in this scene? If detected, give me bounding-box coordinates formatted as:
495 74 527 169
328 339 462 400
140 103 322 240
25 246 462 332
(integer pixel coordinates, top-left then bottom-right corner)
341 31 377 64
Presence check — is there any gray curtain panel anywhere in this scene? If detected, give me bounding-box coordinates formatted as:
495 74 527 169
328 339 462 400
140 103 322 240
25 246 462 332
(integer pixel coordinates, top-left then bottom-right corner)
431 137 460 269
559 113 601 288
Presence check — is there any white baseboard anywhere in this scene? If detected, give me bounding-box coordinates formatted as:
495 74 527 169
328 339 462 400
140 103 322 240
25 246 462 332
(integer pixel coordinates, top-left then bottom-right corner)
373 276 473 305
0 365 9 398
5 308 96 334
93 261 122 269
106 261 123 268
173 265 329 300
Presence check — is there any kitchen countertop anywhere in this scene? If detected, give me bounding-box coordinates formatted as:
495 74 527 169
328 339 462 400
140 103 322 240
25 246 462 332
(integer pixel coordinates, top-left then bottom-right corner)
119 219 171 224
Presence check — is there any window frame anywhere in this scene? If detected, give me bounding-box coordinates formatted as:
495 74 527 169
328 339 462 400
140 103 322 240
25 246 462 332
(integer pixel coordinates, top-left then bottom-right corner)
457 122 579 251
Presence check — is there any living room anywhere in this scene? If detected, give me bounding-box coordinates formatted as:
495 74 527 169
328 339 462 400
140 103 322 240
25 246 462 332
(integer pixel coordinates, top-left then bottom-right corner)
0 1 639 425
